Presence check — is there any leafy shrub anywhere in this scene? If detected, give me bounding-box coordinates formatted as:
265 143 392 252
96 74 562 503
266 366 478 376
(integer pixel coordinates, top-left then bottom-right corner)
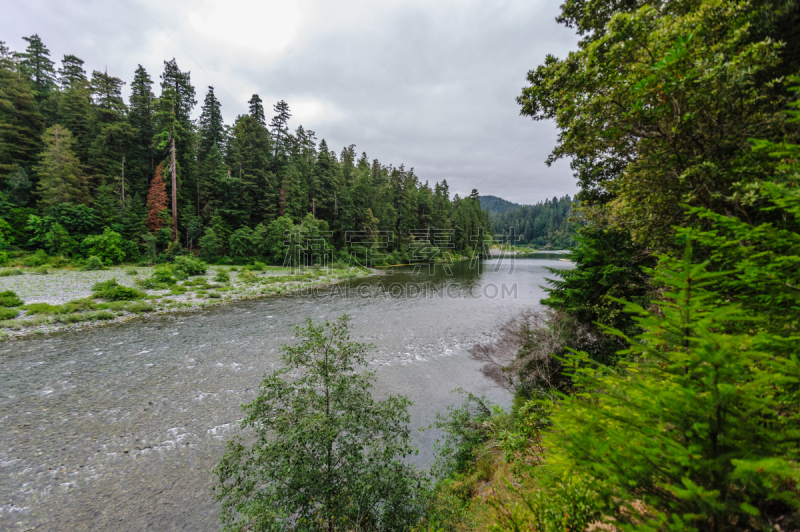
23 249 49 267
490 474 602 532
199 228 221 261
0 307 20 320
82 255 106 271
91 278 145 301
238 270 258 284
245 261 266 271
169 284 187 295
172 255 207 276
137 265 177 289
32 265 49 275
213 269 230 283
207 292 221 298
228 226 254 259
0 290 23 307
125 268 138 276
0 251 8 265
82 227 126 265
0 268 23 276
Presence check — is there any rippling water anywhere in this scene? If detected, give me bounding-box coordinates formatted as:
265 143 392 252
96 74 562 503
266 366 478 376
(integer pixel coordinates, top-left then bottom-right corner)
0 258 572 531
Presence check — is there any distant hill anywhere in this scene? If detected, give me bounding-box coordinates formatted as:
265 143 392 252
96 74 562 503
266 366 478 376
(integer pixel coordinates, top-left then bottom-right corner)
479 195 524 215
481 194 576 249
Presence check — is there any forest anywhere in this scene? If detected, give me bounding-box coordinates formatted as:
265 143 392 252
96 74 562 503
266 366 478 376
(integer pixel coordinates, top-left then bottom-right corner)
484 195 575 249
0 36 490 267
419 0 800 530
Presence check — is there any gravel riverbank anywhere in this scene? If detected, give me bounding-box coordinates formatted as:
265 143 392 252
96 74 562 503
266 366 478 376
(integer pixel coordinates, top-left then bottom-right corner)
0 265 374 340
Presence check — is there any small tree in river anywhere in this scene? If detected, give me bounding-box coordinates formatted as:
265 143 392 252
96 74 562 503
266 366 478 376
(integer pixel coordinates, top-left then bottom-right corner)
215 315 428 531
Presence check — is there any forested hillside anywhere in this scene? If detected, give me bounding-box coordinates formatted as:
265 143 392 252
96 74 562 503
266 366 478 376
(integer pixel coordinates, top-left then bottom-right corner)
478 195 520 215
488 195 574 248
0 37 489 266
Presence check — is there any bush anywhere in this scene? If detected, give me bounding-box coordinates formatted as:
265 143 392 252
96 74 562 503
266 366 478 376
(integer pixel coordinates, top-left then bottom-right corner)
91 278 145 301
125 268 138 276
172 255 207 276
82 256 106 271
0 251 8 265
137 265 177 289
82 227 126 265
238 270 258 284
199 228 221 261
0 268 23 277
0 307 20 320
32 265 49 275
23 249 49 267
213 269 229 283
245 261 266 271
0 290 23 307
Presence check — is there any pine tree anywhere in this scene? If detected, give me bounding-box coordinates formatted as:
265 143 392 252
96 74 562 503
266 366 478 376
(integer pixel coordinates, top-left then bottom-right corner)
57 78 92 163
146 163 169 232
128 65 155 198
248 94 266 126
228 114 274 225
199 86 225 162
0 43 45 176
34 125 91 206
90 70 127 122
270 99 291 159
17 34 56 98
58 54 86 88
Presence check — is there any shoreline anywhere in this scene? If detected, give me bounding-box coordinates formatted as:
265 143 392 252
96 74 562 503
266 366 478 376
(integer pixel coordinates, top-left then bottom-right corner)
0 265 377 342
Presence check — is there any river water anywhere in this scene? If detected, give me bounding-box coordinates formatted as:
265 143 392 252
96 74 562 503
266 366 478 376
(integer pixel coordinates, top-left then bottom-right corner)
0 258 572 531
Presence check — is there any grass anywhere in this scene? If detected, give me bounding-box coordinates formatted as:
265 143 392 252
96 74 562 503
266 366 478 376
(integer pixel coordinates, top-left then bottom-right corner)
21 302 67 315
0 268 24 277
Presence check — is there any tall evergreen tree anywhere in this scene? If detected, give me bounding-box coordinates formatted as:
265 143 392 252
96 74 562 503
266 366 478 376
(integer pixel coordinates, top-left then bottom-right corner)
248 94 266 126
58 54 86 89
228 114 274 225
17 34 56 98
128 65 155 197
146 163 168 232
35 125 91 206
270 99 291 159
199 86 225 162
0 42 45 177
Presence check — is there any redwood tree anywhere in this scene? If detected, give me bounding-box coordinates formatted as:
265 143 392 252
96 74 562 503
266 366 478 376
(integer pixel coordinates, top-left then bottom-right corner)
146 163 168 232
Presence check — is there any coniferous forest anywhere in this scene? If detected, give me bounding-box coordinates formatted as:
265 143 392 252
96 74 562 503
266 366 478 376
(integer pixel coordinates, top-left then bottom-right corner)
0 36 490 267
483 195 575 249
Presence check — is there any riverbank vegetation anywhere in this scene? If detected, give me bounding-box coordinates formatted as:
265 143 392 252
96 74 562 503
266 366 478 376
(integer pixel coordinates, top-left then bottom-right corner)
423 0 800 530
0 260 370 339
0 37 489 270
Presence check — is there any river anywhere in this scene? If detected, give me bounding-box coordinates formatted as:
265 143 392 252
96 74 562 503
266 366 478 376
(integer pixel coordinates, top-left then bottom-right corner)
0 257 572 531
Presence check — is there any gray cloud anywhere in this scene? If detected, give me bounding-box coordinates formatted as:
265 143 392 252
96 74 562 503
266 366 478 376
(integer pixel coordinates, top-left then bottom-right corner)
2 0 579 204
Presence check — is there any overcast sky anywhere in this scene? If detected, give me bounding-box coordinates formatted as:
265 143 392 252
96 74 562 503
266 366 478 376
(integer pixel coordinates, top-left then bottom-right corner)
3 0 579 204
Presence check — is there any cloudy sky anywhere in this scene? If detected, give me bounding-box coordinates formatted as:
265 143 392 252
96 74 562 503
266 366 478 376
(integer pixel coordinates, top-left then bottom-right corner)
3 0 579 204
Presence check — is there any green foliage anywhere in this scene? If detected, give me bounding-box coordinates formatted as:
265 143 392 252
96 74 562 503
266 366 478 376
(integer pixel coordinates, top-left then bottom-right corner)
488 195 575 249
215 315 428 531
489 474 602 532
430 391 495 479
137 265 177 289
545 243 800 530
0 307 20 320
172 255 207 276
82 227 126 264
91 278 144 301
23 249 49 267
228 226 254 259
198 227 221 261
21 302 65 315
0 268 24 276
0 290 23 307
82 255 106 271
212 269 229 283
